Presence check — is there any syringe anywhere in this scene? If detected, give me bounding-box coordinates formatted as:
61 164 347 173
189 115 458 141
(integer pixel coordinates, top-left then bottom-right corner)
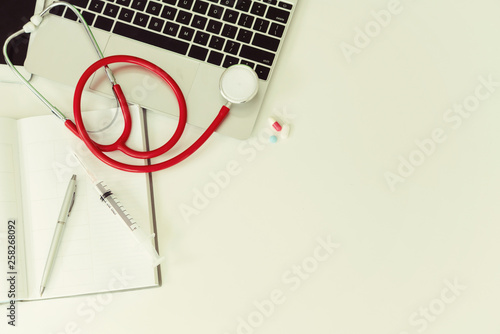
73 153 164 267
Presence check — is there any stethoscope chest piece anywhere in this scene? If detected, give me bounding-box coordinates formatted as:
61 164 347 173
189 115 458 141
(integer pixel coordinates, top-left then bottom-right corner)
219 64 259 105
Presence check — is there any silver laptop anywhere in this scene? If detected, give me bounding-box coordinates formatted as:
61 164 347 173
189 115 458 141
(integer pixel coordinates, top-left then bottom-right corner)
24 0 298 139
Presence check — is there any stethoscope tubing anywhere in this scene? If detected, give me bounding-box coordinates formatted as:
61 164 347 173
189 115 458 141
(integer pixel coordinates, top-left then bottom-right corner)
71 55 187 159
67 54 231 173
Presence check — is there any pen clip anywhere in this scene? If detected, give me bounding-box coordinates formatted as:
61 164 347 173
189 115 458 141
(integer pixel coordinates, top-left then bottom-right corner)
67 186 77 217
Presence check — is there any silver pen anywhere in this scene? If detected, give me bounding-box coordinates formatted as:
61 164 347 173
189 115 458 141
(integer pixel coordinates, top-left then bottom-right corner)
39 174 77 296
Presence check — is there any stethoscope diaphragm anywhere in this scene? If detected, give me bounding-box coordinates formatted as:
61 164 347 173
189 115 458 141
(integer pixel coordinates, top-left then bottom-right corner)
219 64 259 105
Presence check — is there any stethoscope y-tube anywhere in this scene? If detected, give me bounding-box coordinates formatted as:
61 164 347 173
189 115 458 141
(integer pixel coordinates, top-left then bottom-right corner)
3 1 260 173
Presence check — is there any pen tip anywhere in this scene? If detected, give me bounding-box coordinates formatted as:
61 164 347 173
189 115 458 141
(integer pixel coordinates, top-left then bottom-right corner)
40 286 45 296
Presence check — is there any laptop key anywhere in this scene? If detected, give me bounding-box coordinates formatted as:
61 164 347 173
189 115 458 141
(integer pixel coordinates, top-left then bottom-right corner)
131 0 148 11
89 0 105 13
133 12 150 27
162 0 176 4
236 28 252 43
146 1 163 15
268 22 284 37
208 4 224 19
250 2 267 16
194 31 210 45
118 7 134 22
65 9 79 21
223 55 239 68
191 15 207 29
265 6 289 24
278 1 293 10
164 21 180 36
188 45 209 61
206 20 222 34
161 5 177 20
235 0 251 12
114 22 189 55
237 13 254 28
82 11 96 25
255 64 270 80
149 17 165 31
176 11 193 25
224 41 240 55
193 1 209 14
240 44 275 66
179 26 195 41
94 15 114 31
209 36 225 50
178 0 194 9
221 24 237 38
262 0 277 5
207 51 224 66
103 3 120 18
252 32 279 52
222 9 238 24
253 18 270 33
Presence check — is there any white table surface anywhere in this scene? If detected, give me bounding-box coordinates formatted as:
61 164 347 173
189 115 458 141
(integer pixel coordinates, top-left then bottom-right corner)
2 1 500 333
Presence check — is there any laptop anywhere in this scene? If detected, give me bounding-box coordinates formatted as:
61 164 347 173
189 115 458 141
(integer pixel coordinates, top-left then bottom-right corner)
24 0 298 139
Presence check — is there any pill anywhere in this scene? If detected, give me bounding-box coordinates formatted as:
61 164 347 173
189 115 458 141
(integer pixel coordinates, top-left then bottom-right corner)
280 124 290 139
269 135 278 143
268 117 282 131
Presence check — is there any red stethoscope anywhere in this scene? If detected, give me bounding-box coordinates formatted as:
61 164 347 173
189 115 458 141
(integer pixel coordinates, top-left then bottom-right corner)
3 2 260 173
69 55 259 173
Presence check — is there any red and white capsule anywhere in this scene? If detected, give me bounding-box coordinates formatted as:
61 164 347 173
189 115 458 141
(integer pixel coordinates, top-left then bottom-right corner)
268 117 282 131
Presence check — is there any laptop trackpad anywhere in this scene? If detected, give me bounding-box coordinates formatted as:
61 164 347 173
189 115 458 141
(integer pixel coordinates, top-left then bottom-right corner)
90 35 199 119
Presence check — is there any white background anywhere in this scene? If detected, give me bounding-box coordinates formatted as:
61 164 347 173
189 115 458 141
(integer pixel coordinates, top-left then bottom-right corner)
2 0 500 333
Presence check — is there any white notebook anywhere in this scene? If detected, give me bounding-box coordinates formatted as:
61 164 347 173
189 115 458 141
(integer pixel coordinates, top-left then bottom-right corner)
0 106 161 303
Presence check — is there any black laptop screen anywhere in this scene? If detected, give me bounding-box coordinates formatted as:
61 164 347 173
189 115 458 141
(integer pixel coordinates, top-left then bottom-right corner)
0 0 38 66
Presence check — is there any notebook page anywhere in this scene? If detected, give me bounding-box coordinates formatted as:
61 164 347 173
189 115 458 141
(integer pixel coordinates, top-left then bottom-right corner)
17 107 159 300
0 118 28 302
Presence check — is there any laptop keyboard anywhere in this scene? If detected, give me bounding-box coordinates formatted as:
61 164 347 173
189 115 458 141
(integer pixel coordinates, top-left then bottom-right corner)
50 0 294 81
